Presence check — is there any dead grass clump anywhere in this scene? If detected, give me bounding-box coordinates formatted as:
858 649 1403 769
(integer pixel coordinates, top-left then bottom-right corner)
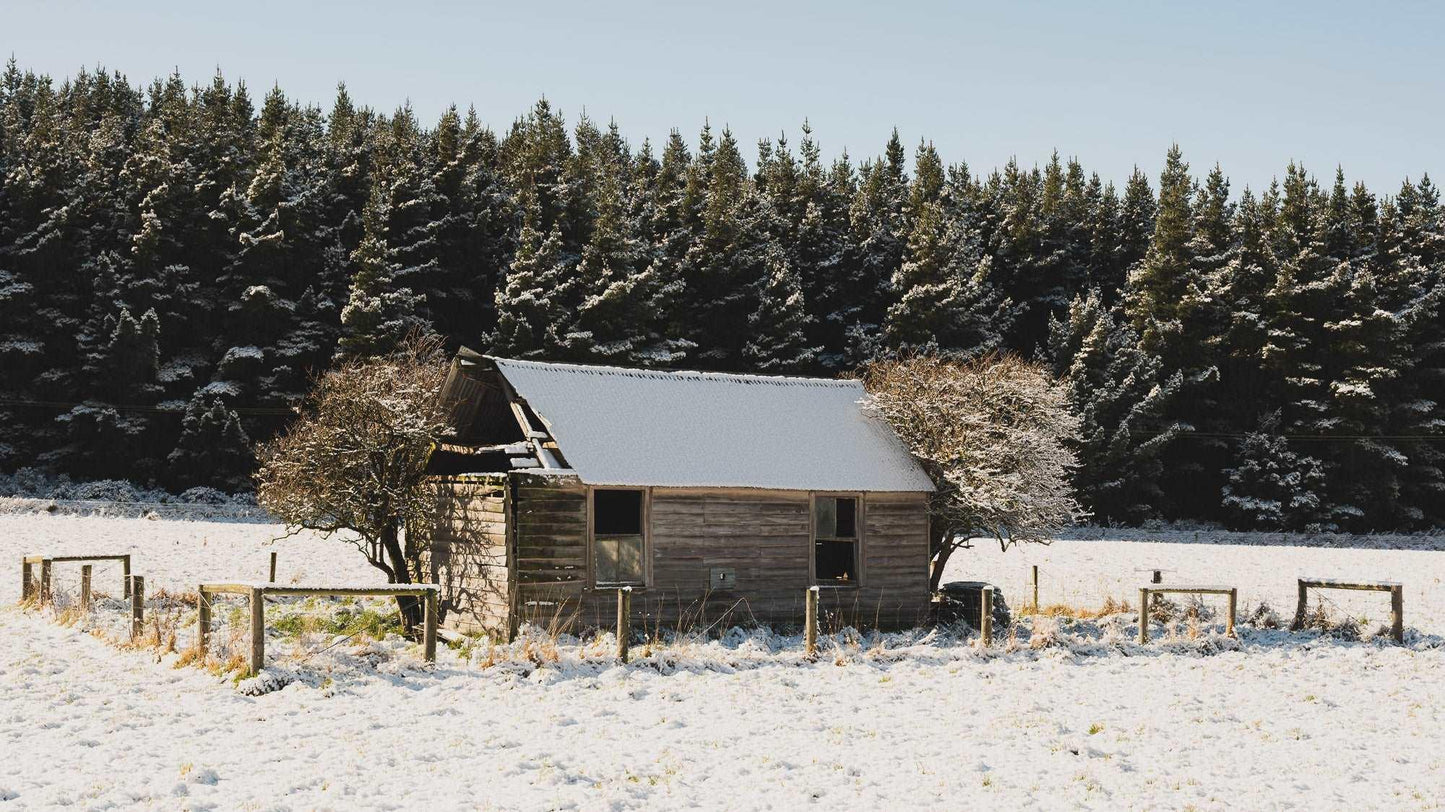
1149 595 1179 624
1031 597 1130 620
1028 616 1069 650
55 605 88 627
1248 602 1282 629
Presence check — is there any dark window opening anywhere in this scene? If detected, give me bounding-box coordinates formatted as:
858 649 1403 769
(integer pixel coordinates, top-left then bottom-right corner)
594 489 643 535
815 540 856 582
814 496 859 584
594 489 645 585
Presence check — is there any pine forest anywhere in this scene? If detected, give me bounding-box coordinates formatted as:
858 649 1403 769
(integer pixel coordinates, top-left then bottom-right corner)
1 63 1442 531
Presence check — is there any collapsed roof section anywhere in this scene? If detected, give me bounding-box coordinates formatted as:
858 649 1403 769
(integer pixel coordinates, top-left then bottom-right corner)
432 350 934 493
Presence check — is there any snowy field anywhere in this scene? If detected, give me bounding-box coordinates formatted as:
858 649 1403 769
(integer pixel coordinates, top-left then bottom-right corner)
956 530 1445 635
2 513 1443 810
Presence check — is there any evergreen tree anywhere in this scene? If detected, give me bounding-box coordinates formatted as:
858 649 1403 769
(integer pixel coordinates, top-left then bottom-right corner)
885 143 1014 358
742 250 817 373
336 186 423 359
491 190 567 359
1220 412 1330 531
167 393 252 491
1049 292 1185 522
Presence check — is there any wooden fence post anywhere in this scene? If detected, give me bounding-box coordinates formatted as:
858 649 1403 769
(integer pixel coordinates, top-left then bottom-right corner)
424 588 438 663
20 559 32 603
1300 575 1312 632
1031 565 1039 611
129 575 144 640
804 586 819 656
1226 588 1237 637
40 558 52 606
79 564 92 611
122 555 132 599
616 587 632 663
268 552 277 584
1138 588 1150 644
197 588 211 656
248 586 265 674
1390 585 1403 644
980 586 994 646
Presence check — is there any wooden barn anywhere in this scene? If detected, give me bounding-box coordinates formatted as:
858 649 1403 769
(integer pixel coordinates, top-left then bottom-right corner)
414 349 936 638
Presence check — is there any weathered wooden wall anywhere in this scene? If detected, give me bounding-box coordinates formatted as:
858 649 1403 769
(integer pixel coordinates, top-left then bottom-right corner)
512 474 589 629
569 488 931 631
427 477 932 636
417 477 513 637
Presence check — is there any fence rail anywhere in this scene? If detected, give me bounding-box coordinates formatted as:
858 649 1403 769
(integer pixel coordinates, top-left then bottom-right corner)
197 582 440 673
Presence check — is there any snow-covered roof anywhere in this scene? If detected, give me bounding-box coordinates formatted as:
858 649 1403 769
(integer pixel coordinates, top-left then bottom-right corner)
489 357 934 493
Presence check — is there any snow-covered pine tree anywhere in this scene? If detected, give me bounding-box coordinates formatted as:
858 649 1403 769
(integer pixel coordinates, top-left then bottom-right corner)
885 141 1013 358
1386 176 1445 525
790 124 853 371
1049 291 1185 522
376 105 448 332
742 248 817 373
490 190 568 359
1126 145 1196 362
836 131 908 368
559 158 669 365
51 308 165 480
1209 186 1278 431
1220 411 1330 531
166 392 252 491
1302 174 1409 527
336 185 423 359
1116 166 1156 285
679 127 760 370
633 129 697 364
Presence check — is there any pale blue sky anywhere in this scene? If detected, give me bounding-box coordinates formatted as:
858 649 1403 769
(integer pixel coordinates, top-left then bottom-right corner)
7 0 1442 192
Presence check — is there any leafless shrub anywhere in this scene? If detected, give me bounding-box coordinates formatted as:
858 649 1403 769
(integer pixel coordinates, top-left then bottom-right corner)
255 333 450 629
862 355 1086 589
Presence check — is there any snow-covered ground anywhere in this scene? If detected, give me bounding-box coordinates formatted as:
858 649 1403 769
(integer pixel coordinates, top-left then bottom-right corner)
953 531 1445 634
2 513 1443 810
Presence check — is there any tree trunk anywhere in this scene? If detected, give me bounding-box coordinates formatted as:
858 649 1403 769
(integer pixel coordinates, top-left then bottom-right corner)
380 522 425 635
928 522 952 592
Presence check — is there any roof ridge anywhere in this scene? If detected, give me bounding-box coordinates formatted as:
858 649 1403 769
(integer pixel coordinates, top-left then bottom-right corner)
488 356 861 388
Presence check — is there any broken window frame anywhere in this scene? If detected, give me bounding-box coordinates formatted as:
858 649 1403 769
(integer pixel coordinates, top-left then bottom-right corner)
590 487 649 587
811 493 862 587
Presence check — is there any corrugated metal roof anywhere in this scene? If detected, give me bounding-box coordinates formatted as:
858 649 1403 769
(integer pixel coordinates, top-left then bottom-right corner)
490 357 935 492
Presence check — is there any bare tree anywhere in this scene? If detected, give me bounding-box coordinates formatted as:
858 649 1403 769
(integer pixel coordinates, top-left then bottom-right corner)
862 354 1086 590
255 334 451 629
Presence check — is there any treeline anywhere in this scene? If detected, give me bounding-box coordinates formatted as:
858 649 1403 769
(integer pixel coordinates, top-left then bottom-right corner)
0 63 1442 529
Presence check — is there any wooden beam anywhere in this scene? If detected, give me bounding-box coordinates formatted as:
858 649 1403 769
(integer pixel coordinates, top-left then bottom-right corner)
1390 585 1404 643
129 575 144 641
248 586 265 674
1227 587 1237 638
261 585 439 598
616 587 631 663
1138 588 1150 644
197 587 211 656
980 586 994 647
79 565 92 612
424 589 438 663
804 586 818 656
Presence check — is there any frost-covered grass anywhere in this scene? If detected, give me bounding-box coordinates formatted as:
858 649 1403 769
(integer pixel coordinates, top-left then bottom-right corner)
948 531 1445 634
2 513 1444 809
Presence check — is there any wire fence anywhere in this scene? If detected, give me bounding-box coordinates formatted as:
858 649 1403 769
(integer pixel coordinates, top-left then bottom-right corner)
957 544 1441 634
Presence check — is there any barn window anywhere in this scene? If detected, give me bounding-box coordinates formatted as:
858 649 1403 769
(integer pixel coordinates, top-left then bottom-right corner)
813 495 859 584
593 489 646 586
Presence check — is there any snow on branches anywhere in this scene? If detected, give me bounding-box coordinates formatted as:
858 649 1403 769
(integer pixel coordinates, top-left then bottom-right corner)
862 355 1086 587
255 334 451 592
